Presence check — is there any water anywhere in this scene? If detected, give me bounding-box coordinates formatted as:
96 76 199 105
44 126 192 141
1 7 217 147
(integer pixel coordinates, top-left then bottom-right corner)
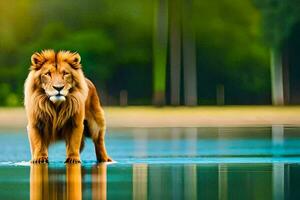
1 126 300 199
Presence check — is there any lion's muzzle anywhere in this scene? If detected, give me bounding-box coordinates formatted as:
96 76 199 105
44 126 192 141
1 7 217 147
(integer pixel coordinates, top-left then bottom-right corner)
48 85 69 104
50 94 66 104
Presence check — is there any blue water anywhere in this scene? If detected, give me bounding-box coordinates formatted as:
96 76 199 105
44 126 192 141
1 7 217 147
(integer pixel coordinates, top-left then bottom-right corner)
2 126 300 165
1 126 300 199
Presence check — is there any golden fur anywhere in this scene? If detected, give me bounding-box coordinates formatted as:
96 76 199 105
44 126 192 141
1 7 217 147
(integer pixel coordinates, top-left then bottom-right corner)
24 50 111 163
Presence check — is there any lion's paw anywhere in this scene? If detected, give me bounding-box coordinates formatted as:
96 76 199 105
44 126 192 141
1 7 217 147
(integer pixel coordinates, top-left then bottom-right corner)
65 157 81 164
97 156 113 163
31 157 48 164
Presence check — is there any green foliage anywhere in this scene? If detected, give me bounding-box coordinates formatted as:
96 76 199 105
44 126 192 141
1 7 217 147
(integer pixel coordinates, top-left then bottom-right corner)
0 83 20 107
254 0 300 48
28 26 116 85
0 0 271 106
194 0 270 104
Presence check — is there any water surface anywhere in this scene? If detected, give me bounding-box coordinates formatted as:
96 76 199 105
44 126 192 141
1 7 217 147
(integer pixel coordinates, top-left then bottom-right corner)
1 126 300 199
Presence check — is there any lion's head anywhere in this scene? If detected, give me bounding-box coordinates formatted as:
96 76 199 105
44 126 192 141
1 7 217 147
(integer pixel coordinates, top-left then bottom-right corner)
28 50 86 105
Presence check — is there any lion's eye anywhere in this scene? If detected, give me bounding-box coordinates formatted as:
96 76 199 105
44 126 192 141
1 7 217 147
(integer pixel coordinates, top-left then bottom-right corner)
45 72 51 77
63 71 70 76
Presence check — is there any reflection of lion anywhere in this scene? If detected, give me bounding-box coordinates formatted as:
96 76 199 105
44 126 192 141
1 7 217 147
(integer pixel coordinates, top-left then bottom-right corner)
24 50 111 163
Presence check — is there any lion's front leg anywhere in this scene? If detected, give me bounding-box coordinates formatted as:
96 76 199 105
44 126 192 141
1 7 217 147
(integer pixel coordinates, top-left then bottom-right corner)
28 125 49 164
65 120 84 164
94 128 112 162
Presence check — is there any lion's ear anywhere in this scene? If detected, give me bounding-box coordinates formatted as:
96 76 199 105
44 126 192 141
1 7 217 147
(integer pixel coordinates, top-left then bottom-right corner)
31 52 45 70
68 52 81 69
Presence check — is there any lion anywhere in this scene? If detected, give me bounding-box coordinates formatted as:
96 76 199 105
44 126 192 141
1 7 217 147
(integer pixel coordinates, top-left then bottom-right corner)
24 49 112 163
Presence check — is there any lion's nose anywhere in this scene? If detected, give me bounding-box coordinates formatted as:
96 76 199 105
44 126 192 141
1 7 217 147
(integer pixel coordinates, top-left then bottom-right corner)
53 86 64 92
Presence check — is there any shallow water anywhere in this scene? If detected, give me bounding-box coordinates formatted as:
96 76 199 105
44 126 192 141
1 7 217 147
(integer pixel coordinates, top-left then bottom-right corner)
1 126 300 199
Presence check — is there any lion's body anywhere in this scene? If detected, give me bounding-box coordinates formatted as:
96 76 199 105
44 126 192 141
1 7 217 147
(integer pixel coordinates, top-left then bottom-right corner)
24 50 111 163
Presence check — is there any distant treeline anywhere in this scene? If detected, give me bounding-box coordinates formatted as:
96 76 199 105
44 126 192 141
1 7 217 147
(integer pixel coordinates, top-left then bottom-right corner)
0 0 293 106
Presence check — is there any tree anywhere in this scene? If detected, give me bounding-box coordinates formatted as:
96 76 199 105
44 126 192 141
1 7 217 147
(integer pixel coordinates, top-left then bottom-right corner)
254 0 300 105
153 0 168 106
182 0 197 106
169 0 182 106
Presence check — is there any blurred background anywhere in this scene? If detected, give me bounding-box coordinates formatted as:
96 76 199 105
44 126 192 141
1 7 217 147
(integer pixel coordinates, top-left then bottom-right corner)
0 0 299 107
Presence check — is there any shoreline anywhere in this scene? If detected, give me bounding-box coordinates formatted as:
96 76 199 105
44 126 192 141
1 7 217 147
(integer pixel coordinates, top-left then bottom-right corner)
0 106 300 129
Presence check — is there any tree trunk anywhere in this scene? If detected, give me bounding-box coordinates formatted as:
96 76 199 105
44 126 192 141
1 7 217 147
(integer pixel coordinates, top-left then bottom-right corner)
170 0 181 106
182 0 197 106
282 46 290 104
270 47 284 105
153 0 168 106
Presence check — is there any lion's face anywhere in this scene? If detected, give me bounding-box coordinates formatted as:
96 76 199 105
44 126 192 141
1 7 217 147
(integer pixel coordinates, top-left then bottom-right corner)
40 63 73 104
30 50 82 104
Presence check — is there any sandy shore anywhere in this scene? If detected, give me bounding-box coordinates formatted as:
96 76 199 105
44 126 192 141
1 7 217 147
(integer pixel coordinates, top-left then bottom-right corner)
0 106 300 129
